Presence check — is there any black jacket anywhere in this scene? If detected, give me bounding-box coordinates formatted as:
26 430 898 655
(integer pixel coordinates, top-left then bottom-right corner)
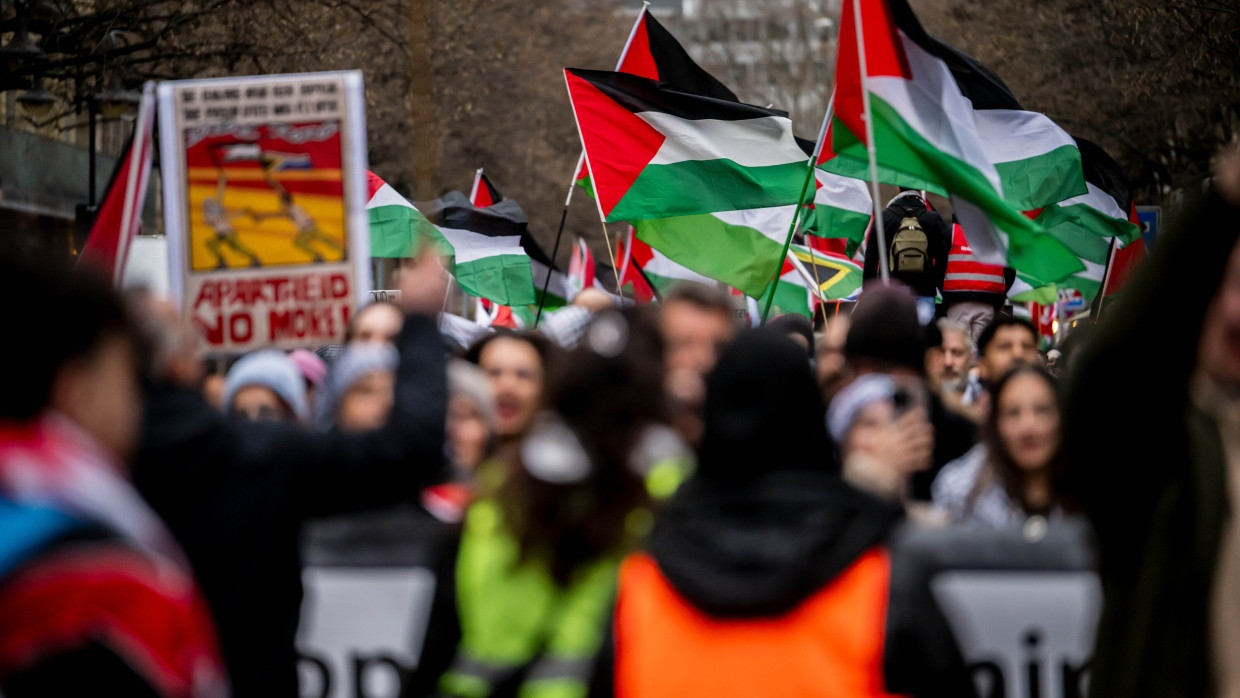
863 194 952 299
132 314 447 697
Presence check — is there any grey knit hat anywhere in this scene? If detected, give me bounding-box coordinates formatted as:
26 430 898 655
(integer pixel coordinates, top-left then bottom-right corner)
222 350 310 423
314 343 399 431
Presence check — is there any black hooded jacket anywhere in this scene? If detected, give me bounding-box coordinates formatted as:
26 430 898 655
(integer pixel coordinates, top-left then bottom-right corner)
132 314 447 697
624 330 973 697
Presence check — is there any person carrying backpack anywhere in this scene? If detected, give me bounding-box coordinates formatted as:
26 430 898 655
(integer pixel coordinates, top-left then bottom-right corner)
862 190 952 323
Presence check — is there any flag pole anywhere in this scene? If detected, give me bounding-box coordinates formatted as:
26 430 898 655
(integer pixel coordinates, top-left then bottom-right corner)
538 3 650 327
600 221 624 297
534 188 571 328
853 0 890 283
1092 235 1119 322
760 96 833 325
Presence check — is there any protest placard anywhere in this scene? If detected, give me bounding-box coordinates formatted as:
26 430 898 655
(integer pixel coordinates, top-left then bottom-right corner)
158 71 371 353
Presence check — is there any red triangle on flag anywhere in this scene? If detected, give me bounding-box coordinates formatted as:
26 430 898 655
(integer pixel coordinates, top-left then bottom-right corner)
618 13 659 82
834 0 914 148
564 69 667 220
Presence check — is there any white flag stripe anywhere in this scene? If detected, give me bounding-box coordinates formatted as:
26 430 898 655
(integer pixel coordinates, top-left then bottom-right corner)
435 227 524 252
709 205 798 245
367 183 419 210
638 113 806 168
1059 183 1127 220
973 109 1077 164
815 169 872 214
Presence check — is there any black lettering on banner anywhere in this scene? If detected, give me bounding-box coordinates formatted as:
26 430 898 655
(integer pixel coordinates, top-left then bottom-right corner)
1024 629 1042 698
352 653 413 698
968 660 1006 698
296 651 332 698
1061 658 1090 698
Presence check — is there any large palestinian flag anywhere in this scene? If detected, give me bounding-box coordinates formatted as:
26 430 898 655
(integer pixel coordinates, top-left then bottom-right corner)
821 4 1086 213
565 68 809 223
827 0 1083 285
623 232 714 293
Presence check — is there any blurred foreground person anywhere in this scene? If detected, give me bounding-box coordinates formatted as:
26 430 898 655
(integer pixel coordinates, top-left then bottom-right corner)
827 374 937 522
933 365 1063 528
132 253 449 696
411 309 661 698
611 330 973 697
0 256 224 697
660 283 737 446
816 313 853 403
1062 148 1240 698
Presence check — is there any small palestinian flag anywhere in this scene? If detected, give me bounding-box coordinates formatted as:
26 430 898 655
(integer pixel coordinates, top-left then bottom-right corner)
567 238 596 298
802 167 873 256
565 68 809 223
366 171 439 258
470 169 504 208
420 191 537 306
827 0 1083 285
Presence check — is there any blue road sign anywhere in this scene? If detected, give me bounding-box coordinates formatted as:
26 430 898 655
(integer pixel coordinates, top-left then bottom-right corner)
1136 206 1161 251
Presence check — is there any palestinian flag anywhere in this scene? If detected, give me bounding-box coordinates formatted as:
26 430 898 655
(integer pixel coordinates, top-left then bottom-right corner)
469 169 504 208
821 7 1086 213
615 227 656 303
802 168 873 256
366 171 440 258
419 191 537 306
565 68 810 223
633 204 798 298
626 233 714 293
827 0 1082 285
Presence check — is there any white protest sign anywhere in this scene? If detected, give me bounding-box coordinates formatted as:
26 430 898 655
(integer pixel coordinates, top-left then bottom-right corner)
158 71 372 353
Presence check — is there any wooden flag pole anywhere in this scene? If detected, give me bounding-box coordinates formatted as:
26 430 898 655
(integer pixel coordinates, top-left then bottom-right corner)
853 0 890 283
761 97 833 325
538 3 649 327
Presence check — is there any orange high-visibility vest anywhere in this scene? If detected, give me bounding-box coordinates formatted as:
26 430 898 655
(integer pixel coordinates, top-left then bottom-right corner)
943 223 1007 295
614 549 906 698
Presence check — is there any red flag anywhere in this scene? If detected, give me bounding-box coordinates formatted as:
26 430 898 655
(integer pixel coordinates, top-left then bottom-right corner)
1031 301 1057 340
1101 204 1148 297
78 83 156 285
615 227 655 303
568 239 596 294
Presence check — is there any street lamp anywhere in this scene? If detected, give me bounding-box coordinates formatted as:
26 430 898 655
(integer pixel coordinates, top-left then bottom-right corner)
0 6 43 71
95 79 141 120
16 78 56 119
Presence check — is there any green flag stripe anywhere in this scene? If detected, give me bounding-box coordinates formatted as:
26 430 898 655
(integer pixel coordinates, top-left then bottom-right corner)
633 211 787 298
993 144 1089 213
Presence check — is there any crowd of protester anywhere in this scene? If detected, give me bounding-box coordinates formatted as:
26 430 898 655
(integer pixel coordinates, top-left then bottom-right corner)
0 148 1237 698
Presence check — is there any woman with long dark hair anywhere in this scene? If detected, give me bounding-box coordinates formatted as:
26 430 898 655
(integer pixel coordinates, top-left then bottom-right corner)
409 308 667 698
932 363 1062 527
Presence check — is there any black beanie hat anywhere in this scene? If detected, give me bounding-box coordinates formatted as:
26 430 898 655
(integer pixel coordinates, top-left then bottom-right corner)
844 281 925 374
